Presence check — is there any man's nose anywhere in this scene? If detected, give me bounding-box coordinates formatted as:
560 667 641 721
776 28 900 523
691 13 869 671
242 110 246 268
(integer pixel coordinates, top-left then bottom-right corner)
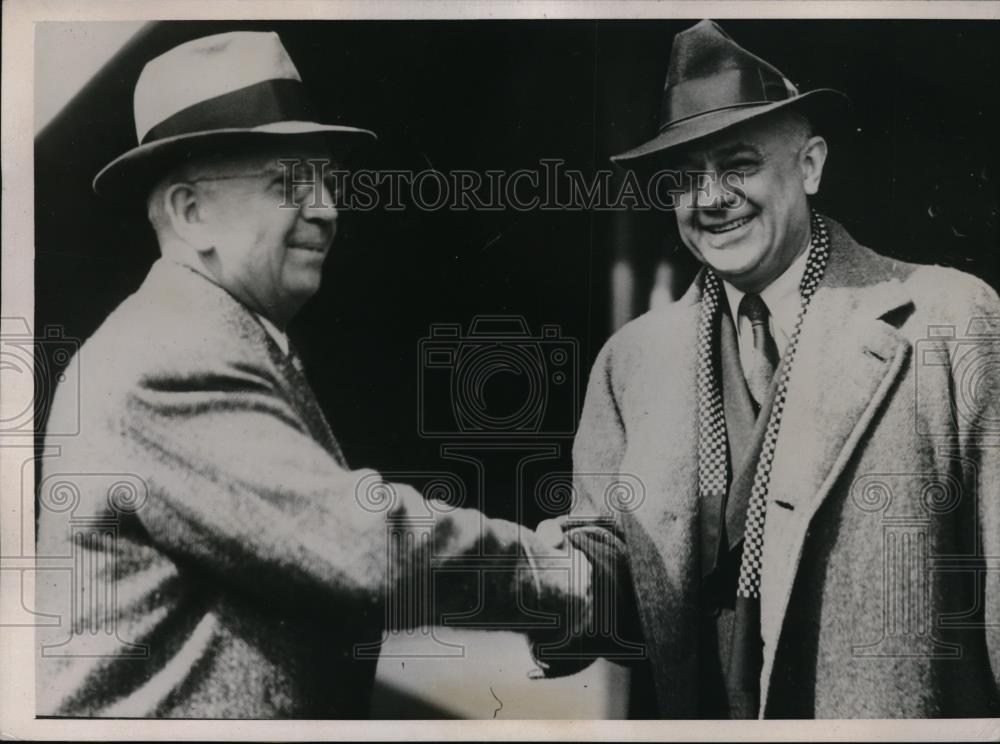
689 171 736 211
300 181 339 223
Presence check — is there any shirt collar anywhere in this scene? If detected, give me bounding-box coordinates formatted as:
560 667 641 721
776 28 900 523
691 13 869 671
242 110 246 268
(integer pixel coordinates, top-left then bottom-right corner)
254 312 289 355
721 245 810 341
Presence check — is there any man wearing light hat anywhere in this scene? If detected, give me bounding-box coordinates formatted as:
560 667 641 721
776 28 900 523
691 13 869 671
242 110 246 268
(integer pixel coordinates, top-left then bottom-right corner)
37 31 591 718
534 20 1000 718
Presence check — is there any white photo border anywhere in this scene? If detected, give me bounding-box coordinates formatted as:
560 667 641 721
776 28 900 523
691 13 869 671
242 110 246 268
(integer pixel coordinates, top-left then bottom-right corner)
4 0 1000 740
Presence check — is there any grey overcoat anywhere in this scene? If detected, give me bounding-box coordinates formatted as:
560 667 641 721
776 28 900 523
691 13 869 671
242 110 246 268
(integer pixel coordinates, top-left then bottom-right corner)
36 258 570 718
551 217 1000 718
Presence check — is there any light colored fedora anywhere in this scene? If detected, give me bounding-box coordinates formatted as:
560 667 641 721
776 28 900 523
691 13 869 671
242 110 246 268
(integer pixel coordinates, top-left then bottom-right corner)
93 30 376 199
612 20 849 165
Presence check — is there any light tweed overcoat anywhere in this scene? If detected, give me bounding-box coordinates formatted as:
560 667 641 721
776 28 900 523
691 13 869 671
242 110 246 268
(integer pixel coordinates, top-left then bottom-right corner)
36 258 567 718
560 217 1000 717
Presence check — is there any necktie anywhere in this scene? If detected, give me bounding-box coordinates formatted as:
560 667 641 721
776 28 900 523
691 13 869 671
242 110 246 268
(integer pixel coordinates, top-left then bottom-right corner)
738 294 779 410
730 293 777 717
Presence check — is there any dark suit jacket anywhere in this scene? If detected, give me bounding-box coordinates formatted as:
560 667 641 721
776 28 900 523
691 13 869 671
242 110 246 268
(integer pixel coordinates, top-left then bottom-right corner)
541 217 1000 718
36 258 569 718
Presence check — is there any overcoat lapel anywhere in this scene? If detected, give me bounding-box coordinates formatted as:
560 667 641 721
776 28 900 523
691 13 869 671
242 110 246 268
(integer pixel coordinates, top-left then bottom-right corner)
249 317 348 466
282 356 348 465
148 258 350 467
756 220 913 711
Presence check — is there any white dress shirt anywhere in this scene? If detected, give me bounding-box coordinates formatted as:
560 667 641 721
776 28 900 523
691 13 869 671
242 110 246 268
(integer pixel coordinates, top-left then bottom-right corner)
253 312 289 355
721 247 809 385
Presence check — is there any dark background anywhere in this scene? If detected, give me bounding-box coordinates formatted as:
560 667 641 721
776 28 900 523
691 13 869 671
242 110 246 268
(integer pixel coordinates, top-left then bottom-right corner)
35 20 1000 527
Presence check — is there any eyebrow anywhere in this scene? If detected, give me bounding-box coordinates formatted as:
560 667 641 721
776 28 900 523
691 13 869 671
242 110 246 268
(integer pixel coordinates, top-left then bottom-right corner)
713 142 764 160
675 141 764 170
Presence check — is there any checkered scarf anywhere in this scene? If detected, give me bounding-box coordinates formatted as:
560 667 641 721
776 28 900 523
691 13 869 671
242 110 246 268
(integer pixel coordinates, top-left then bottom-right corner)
695 210 832 599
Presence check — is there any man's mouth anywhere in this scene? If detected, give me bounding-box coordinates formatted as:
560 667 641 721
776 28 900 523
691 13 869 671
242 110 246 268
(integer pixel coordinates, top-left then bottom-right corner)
703 214 754 235
289 242 329 254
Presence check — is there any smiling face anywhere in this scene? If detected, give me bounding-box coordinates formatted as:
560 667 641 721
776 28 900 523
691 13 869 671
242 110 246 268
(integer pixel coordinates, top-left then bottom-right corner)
177 139 339 326
672 110 828 294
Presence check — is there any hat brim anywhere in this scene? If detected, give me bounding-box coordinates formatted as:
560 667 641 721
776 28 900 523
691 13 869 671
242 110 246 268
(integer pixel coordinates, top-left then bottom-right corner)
93 121 377 200
610 88 850 166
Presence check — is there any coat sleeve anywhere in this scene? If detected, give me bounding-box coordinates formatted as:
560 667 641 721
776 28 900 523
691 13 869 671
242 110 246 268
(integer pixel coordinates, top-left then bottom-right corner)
958 281 1000 696
530 335 648 677
123 355 580 629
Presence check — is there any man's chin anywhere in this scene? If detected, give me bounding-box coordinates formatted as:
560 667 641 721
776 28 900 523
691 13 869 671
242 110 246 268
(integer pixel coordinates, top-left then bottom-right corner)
698 244 765 281
290 284 322 303
284 275 323 305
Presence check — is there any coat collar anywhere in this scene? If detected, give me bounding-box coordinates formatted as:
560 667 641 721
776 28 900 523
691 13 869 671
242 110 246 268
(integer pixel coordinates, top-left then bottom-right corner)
144 258 347 463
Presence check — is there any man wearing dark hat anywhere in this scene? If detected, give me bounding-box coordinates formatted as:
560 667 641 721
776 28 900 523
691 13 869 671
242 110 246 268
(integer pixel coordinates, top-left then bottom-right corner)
37 31 591 718
534 20 1000 718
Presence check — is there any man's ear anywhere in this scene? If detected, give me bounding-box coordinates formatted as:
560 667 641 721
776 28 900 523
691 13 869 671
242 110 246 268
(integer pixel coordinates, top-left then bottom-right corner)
164 182 212 253
800 135 828 196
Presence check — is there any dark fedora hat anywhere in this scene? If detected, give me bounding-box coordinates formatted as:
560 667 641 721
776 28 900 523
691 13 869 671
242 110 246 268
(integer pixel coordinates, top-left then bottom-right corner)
93 31 376 199
612 20 850 165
